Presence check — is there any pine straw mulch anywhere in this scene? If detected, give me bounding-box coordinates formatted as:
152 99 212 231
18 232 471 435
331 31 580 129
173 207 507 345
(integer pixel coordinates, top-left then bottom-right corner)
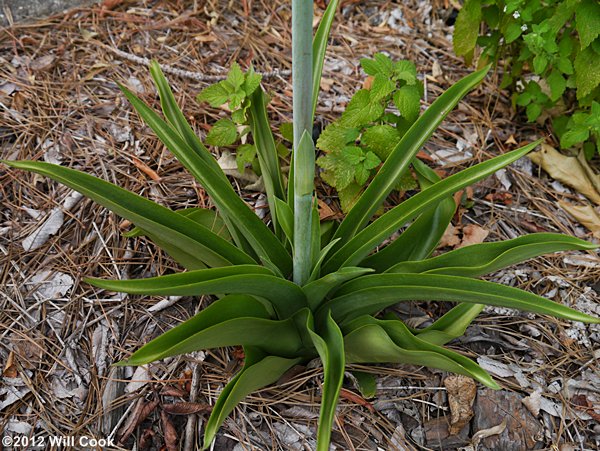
1 0 599 450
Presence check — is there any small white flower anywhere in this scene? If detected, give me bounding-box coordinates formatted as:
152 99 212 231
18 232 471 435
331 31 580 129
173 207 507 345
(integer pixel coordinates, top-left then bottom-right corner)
513 11 521 19
521 24 528 31
503 5 507 12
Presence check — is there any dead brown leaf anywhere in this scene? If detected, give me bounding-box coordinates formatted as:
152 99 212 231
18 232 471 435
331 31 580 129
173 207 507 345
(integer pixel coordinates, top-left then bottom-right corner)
2 351 17 378
318 198 336 220
162 402 211 415
529 144 600 205
132 156 161 181
457 224 489 248
118 397 160 445
439 224 461 248
29 55 56 72
444 375 476 435
339 388 375 413
160 410 178 451
559 201 600 238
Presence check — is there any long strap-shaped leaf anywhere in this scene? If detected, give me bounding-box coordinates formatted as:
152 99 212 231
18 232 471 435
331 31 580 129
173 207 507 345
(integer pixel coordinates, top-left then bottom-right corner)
303 267 374 310
362 159 456 272
342 318 499 389
322 140 542 272
119 84 293 275
248 89 286 232
85 265 307 319
308 312 345 451
414 303 485 346
322 273 600 324
148 62 254 254
203 347 302 449
120 294 300 365
386 232 597 276
332 66 490 248
312 0 339 120
3 160 253 268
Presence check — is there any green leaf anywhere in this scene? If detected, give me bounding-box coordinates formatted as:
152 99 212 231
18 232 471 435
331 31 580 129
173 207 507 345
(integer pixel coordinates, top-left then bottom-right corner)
340 90 385 128
312 0 340 119
532 54 549 74
386 233 597 277
119 83 292 275
369 75 396 102
561 125 590 148
504 21 523 44
86 265 307 319
547 69 567 101
342 319 498 388
342 146 364 165
247 88 287 234
243 66 262 95
393 85 421 123
203 348 302 449
361 53 394 77
393 61 418 84
338 183 363 213
322 273 600 325
280 122 294 143
557 56 575 75
227 62 245 89
4 160 254 268
354 163 370 185
331 66 491 251
526 103 542 122
304 267 374 310
197 82 230 107
206 118 238 146
576 0 600 49
453 0 482 62
235 144 257 173
120 295 271 364
575 46 600 99
351 371 377 398
316 123 360 151
308 312 345 451
361 125 401 161
415 303 485 345
274 197 294 244
326 132 538 275
317 151 356 190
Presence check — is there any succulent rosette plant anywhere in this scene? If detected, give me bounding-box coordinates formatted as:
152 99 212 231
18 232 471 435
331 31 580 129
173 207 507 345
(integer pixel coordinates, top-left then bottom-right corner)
3 1 598 450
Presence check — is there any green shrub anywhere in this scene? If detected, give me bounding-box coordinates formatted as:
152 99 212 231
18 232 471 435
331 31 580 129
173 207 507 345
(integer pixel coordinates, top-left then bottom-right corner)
3 1 599 450
453 0 600 158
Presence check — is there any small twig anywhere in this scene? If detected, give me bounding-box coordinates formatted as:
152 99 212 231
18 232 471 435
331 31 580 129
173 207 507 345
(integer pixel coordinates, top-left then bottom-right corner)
97 42 291 82
183 362 201 451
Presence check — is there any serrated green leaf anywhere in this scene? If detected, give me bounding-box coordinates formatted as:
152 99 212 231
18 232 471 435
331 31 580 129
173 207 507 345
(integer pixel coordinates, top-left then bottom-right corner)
340 90 385 127
330 66 491 256
561 125 590 148
575 46 600 99
363 151 381 170
227 62 245 89
393 60 418 84
547 69 567 101
504 21 523 44
317 151 356 190
453 0 482 62
361 125 401 160
533 54 549 74
206 118 238 146
316 123 359 151
243 66 262 95
354 164 370 185
197 82 230 107
235 144 257 173
576 0 600 49
369 75 395 102
338 182 362 213
393 85 421 123
526 103 542 122
361 52 394 77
